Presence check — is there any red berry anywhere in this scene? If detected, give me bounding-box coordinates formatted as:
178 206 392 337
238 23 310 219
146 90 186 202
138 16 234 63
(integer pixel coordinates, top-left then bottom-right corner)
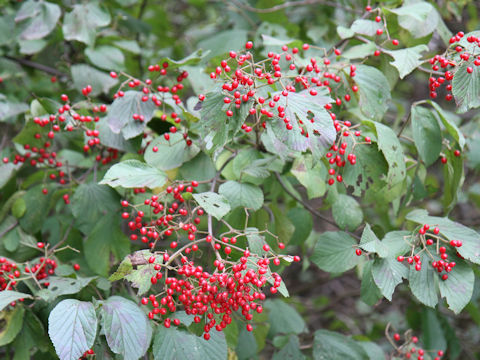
355 249 362 256
245 41 253 49
73 264 80 271
393 333 400 341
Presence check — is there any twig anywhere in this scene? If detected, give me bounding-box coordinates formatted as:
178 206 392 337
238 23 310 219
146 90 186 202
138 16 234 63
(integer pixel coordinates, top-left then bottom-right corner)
228 0 362 14
3 55 68 77
49 222 75 254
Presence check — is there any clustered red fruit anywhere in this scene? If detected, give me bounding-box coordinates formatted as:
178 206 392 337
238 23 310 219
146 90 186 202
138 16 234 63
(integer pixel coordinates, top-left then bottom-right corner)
0 257 21 292
396 224 462 281
428 32 480 100
120 181 299 339
391 331 445 360
25 257 57 286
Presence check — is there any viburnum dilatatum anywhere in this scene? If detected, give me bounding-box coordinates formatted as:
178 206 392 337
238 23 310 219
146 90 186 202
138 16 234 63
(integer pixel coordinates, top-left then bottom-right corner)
387 324 445 360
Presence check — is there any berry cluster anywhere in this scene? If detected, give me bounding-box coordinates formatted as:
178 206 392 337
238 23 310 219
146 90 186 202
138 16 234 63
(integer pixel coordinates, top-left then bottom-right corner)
25 257 57 286
391 331 444 360
396 224 462 281
0 257 21 291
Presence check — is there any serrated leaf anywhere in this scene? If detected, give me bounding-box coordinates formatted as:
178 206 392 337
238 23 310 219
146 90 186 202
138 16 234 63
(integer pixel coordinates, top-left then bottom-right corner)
372 257 408 301
37 276 97 302
0 306 25 346
452 61 480 113
359 224 388 257
341 42 377 60
411 105 442 166
158 49 207 70
381 231 413 258
192 192 230 220
361 261 383 306
273 335 305 360
313 330 369 360
389 2 439 38
245 228 267 255
311 231 359 273
265 300 307 336
107 91 156 139
332 194 363 231
100 296 152 360
350 19 382 37
48 300 97 360
384 45 429 79
0 291 32 311
144 133 200 171
152 327 227 360
408 252 438 308
18 184 56 234
62 2 111 46
100 160 167 189
85 45 125 71
291 154 326 199
15 0 61 40
355 65 391 120
427 101 465 149
218 181 264 211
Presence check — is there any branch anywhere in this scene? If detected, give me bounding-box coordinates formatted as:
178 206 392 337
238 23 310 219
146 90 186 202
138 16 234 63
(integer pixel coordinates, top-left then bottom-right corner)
228 0 362 14
274 172 360 239
3 55 68 77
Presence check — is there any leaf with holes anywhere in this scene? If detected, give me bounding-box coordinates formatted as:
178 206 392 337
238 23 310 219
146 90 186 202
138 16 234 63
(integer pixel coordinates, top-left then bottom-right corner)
100 160 167 189
218 180 264 211
192 192 231 220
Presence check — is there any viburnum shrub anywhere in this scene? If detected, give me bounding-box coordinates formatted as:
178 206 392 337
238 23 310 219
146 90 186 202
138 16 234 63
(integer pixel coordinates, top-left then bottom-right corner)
1 0 480 359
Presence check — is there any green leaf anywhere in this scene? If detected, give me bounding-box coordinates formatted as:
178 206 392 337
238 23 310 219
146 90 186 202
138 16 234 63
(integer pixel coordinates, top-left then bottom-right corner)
381 231 412 258
12 309 50 356
406 210 480 264
63 2 111 46
180 151 216 181
100 160 167 189
438 259 474 314
192 192 231 220
442 145 464 211
427 101 465 149
122 251 163 295
48 299 97 360
113 40 141 54
144 132 200 171
313 330 369 360
84 216 130 276
18 184 56 234
197 29 247 61
452 61 480 113
218 181 264 211
360 261 383 306
357 341 386 360
273 335 305 360
37 276 97 302
71 64 118 96
408 252 438 308
85 46 125 71
107 91 156 139
389 2 440 38
421 308 447 352
332 194 363 231
372 257 408 301
384 45 429 79
245 228 268 255
355 65 391 120
15 0 61 40
158 49 207 70
71 183 120 235
411 105 442 166
359 224 388 257
337 25 355 39
152 327 227 360
350 19 382 37
0 96 28 121
100 296 152 360
311 231 359 273
341 42 377 60
0 306 25 346
287 207 313 246
0 291 32 311
291 155 326 199
11 197 26 219
265 300 307 335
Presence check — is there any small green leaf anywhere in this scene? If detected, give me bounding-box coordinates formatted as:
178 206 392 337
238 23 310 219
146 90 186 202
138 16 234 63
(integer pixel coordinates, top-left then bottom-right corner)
85 46 125 71
427 101 465 149
100 160 167 189
372 257 408 301
62 2 110 46
341 42 377 60
389 2 440 38
71 64 118 96
355 65 391 121
411 105 442 166
157 49 207 70
332 194 363 231
192 192 231 220
218 181 264 211
361 261 383 306
48 300 97 360
313 330 369 360
311 231 359 273
291 155 326 199
0 291 32 312
452 61 480 113
359 224 388 257
265 300 307 336
0 306 25 346
273 335 305 360
100 296 152 360
15 0 61 40
384 45 429 79
408 252 438 308
438 259 474 314
350 19 382 37
11 197 26 218
37 276 97 302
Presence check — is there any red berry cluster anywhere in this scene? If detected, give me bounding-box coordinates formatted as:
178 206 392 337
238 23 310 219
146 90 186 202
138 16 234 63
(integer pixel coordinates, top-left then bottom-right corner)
390 329 444 360
428 32 480 100
79 349 95 359
396 224 462 281
0 257 21 291
25 257 57 286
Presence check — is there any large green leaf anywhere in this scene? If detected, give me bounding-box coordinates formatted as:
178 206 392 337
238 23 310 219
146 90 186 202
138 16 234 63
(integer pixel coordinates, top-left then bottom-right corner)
313 330 369 360
218 181 264 211
84 216 130 276
354 65 391 120
100 296 152 360
372 257 408 301
273 335 305 360
438 260 474 314
384 45 428 79
389 2 440 38
85 45 125 71
452 61 480 113
428 101 465 149
411 105 442 166
15 0 61 40
360 261 383 306
0 291 33 311
158 49 207 70
100 159 167 189
311 231 360 273
264 300 307 336
37 276 97 302
192 192 231 220
48 300 97 360
107 91 156 139
341 42 377 60
359 224 388 257
71 64 118 96
332 194 363 231
62 2 111 46
0 306 25 346
350 19 382 36
408 252 438 308
152 327 227 360
442 144 464 211
144 133 200 171
290 155 326 199
18 184 56 234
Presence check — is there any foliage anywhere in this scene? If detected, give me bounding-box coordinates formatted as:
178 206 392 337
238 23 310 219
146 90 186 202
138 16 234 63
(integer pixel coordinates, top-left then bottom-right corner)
1 0 480 359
